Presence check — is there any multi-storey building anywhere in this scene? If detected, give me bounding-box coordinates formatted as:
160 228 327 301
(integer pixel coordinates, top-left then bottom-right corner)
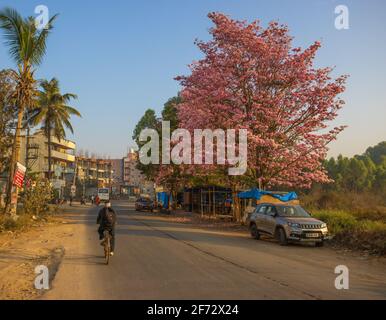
17 132 154 199
110 159 124 194
76 157 114 196
19 130 76 197
121 149 154 197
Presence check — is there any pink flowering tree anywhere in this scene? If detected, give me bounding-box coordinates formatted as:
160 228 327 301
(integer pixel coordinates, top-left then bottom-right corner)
176 12 347 190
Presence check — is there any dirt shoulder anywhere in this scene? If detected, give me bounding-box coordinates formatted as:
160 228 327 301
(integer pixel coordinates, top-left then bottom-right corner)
0 210 79 300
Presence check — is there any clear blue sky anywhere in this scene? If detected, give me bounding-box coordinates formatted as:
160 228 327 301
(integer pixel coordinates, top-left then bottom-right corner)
0 0 385 159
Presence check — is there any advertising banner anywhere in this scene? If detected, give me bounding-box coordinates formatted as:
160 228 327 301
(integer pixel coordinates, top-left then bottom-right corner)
13 162 26 188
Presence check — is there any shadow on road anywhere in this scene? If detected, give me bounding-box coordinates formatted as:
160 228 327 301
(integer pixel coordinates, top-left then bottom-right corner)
61 253 106 266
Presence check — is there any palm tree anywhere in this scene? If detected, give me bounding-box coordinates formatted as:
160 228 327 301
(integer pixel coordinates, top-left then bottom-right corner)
29 78 81 180
0 7 57 214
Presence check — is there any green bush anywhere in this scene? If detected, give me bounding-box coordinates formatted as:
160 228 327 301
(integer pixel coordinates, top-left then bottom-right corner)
310 208 386 255
21 177 53 216
0 177 57 233
353 207 386 223
357 219 386 232
312 210 358 234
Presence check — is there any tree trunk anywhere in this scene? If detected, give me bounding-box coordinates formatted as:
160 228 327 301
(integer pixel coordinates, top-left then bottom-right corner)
208 188 212 217
213 186 216 217
231 183 241 222
170 184 177 212
5 107 25 215
200 189 203 218
47 128 52 181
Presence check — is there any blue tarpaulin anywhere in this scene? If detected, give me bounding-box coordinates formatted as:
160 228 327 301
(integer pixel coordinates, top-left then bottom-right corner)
157 192 173 209
237 189 298 202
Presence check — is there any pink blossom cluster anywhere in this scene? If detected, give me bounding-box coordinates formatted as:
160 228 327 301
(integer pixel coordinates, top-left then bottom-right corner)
175 13 347 189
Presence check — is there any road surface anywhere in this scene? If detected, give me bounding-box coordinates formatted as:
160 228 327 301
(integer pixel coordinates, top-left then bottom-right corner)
43 201 386 300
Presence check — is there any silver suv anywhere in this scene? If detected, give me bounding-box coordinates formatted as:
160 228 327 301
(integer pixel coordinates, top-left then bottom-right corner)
249 203 330 247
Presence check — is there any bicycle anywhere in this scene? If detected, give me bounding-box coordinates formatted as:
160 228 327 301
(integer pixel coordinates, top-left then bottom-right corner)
103 229 112 265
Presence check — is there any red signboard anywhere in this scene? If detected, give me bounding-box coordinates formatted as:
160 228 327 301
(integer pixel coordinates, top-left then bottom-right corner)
13 162 26 188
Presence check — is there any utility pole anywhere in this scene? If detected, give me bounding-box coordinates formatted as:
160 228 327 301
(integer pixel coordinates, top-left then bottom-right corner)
72 158 78 198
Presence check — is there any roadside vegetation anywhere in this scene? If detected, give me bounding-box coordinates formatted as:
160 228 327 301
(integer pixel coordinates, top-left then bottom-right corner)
301 142 386 254
0 203 58 233
0 175 58 233
311 209 386 255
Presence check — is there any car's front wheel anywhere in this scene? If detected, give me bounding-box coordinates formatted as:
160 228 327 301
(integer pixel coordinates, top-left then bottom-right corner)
250 224 260 240
277 228 288 246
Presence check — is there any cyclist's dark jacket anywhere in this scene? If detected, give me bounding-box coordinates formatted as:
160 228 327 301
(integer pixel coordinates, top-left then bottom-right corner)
97 208 117 229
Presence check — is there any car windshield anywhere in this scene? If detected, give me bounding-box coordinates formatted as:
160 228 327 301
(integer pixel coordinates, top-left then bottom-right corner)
275 205 311 218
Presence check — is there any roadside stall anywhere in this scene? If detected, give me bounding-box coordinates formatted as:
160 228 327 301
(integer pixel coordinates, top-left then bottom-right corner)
183 186 232 217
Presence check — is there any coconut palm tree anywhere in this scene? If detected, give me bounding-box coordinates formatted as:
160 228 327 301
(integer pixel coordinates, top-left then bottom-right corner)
0 7 57 214
29 78 81 180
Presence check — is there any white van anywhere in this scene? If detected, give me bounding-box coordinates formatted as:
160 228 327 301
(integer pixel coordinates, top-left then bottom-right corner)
98 188 110 201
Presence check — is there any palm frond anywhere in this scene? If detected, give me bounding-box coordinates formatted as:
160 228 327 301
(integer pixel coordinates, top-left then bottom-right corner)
0 8 58 66
30 14 58 66
0 7 24 64
62 93 78 103
61 117 74 134
63 105 82 117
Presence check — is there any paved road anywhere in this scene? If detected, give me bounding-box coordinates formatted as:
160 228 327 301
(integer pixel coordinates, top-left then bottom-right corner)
43 201 386 300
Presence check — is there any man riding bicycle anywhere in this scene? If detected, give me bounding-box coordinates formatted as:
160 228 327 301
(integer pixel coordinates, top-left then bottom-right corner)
97 201 117 256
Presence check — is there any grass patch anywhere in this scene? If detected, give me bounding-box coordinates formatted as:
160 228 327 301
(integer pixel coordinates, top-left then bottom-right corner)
309 208 386 255
312 210 358 234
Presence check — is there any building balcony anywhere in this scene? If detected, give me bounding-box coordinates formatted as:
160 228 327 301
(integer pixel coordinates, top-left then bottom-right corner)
50 136 76 150
51 150 76 163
